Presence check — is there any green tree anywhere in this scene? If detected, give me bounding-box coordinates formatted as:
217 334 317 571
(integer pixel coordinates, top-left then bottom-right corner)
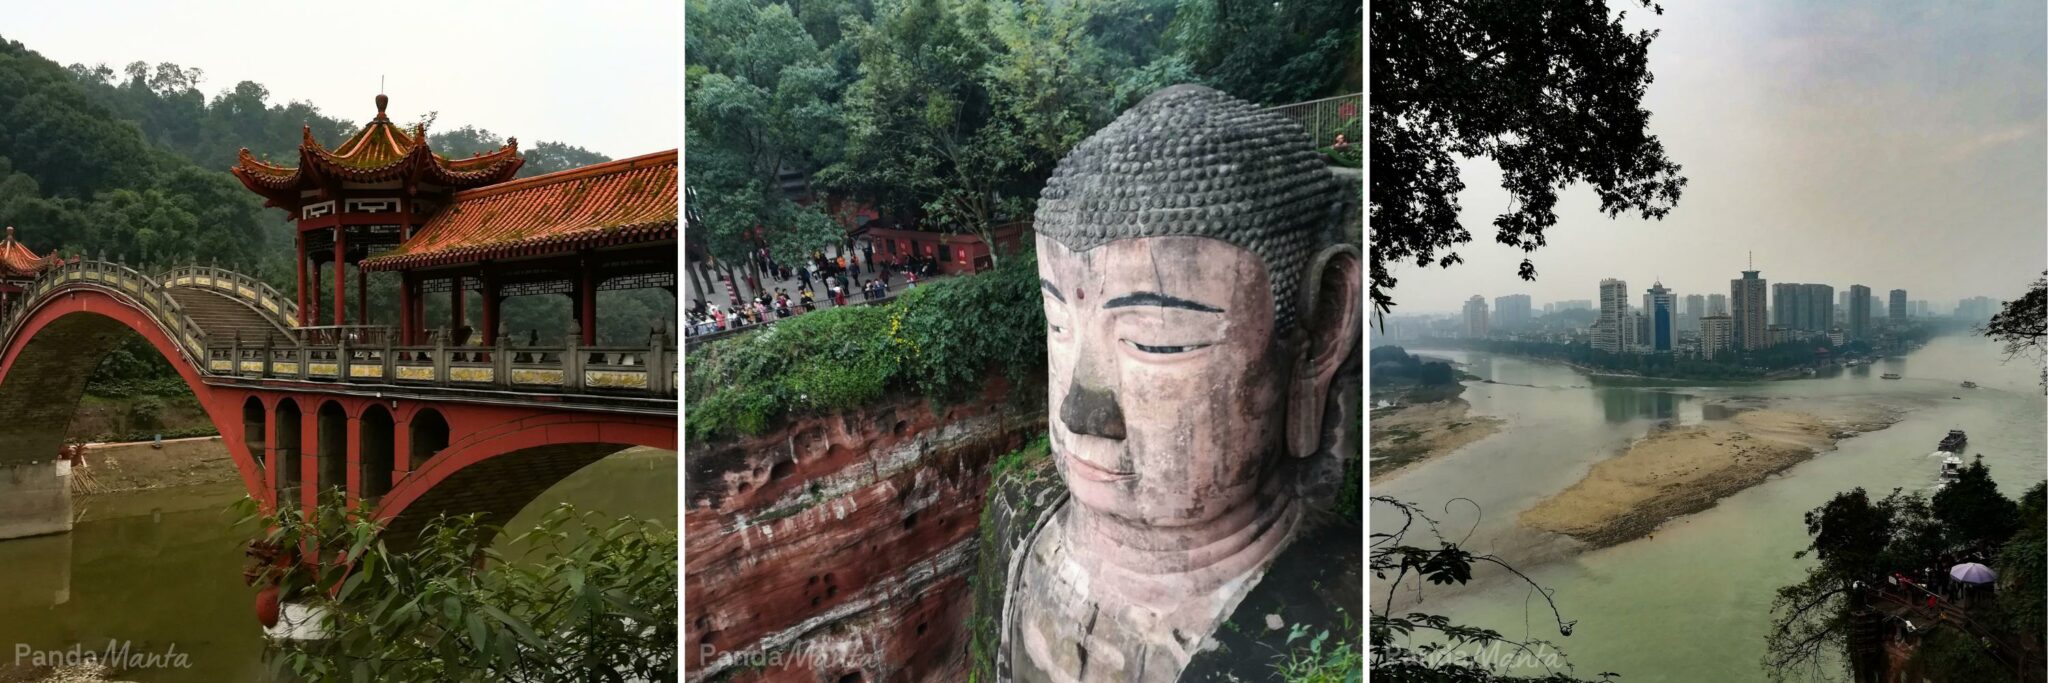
1368 0 1686 314
686 0 847 289
1983 271 2046 389
239 497 677 682
1930 458 2019 557
1995 482 2045 641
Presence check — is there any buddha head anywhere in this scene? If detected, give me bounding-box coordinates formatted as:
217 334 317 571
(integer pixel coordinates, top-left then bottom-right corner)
1034 85 1361 528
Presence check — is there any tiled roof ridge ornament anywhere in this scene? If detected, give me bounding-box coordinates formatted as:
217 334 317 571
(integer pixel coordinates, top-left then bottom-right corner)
374 93 390 119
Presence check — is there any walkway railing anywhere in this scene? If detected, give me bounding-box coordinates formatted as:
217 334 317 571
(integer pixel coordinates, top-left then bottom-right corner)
205 328 675 396
161 264 300 327
1268 92 1361 148
0 259 678 400
0 259 210 364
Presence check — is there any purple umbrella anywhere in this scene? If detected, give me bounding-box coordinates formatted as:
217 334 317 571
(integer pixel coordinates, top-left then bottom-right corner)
1950 562 1997 585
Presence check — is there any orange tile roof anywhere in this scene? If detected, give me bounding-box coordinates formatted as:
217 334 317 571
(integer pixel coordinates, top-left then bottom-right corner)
361 150 678 271
0 227 56 279
231 94 522 204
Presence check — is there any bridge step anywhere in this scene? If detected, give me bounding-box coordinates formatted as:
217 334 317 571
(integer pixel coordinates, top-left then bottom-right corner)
164 286 292 344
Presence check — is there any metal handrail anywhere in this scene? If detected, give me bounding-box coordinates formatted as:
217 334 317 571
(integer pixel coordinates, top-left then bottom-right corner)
1266 92 1362 149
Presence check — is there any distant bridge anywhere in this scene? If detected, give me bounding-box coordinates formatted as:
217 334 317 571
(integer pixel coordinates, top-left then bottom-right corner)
0 259 675 542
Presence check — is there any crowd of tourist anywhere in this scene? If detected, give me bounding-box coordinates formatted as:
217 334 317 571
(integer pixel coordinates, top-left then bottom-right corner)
684 240 941 337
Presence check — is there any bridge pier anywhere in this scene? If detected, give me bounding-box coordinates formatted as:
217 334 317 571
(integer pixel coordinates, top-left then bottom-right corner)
0 459 72 540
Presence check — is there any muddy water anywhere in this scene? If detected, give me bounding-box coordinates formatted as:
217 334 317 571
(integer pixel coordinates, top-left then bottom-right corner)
0 447 677 682
1372 335 2045 681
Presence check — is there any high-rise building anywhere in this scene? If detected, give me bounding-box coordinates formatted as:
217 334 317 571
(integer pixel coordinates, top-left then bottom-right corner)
1684 294 1706 333
1630 311 1648 351
1848 285 1872 340
1957 296 1996 320
1732 266 1768 350
1771 283 1796 328
1494 294 1532 330
1648 281 1674 352
1701 315 1734 359
1597 279 1629 353
1555 299 1593 312
1888 289 1907 323
1708 293 1728 316
1801 284 1834 334
1464 295 1490 338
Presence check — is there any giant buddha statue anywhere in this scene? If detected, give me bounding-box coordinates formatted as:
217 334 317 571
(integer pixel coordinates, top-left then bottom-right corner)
977 84 1363 682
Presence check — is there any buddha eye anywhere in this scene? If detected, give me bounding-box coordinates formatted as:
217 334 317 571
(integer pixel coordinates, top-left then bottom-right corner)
1048 323 1067 334
1122 339 1212 355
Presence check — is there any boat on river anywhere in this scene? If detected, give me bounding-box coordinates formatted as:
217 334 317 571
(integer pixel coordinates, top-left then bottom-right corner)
1938 429 1967 452
1961 381 1978 389
1936 453 1964 490
1881 373 1901 380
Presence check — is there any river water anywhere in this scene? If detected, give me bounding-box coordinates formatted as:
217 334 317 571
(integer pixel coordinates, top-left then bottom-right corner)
0 448 677 682
1372 334 2045 681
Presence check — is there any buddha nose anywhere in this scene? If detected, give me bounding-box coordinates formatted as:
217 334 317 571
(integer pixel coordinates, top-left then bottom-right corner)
1060 381 1127 440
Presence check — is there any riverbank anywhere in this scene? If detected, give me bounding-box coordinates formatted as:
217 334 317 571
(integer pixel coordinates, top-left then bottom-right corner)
1519 406 1897 547
1369 394 1504 480
70 437 240 496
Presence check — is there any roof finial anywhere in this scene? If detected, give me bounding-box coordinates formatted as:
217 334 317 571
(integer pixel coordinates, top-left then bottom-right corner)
375 93 389 117
1748 250 1753 270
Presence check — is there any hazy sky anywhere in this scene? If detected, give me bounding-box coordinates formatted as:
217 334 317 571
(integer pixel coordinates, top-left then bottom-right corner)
4 1 678 160
1389 0 2046 314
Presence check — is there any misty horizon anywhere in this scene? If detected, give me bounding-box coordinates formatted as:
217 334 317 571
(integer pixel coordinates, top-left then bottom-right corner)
1382 0 2046 314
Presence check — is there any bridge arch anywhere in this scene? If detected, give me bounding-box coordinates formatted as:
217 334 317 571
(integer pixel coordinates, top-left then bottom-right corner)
273 398 303 507
315 400 348 500
358 404 395 502
241 396 266 476
0 283 264 494
375 412 674 544
408 408 450 472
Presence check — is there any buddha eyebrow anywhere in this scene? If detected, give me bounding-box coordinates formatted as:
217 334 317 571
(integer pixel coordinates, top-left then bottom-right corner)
1103 291 1224 313
1040 278 1065 303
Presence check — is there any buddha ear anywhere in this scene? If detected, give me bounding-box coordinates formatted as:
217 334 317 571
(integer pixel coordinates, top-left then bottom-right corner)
1287 244 1362 459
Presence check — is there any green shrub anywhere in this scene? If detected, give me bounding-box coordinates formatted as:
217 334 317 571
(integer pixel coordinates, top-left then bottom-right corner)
686 249 1047 440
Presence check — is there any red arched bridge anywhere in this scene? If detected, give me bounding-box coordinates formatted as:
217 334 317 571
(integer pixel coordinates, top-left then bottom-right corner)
0 259 676 542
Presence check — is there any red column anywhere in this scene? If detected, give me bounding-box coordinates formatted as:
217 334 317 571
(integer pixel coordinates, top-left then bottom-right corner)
299 408 318 518
398 273 415 345
308 260 320 325
578 261 597 346
344 413 362 508
450 276 466 340
480 270 500 346
356 267 368 328
332 226 347 327
295 236 308 327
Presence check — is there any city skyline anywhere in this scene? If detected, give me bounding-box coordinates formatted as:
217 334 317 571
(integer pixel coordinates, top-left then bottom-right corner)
1382 0 2044 312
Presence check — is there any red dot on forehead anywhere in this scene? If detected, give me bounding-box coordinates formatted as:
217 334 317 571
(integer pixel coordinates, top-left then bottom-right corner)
1077 288 1085 301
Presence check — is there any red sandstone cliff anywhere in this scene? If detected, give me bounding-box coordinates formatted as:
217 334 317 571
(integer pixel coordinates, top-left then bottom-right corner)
685 379 1044 683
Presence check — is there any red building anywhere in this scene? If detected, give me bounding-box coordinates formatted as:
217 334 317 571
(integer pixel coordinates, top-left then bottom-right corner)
0 227 58 316
231 94 523 330
232 95 678 347
864 222 1028 275
362 150 678 346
